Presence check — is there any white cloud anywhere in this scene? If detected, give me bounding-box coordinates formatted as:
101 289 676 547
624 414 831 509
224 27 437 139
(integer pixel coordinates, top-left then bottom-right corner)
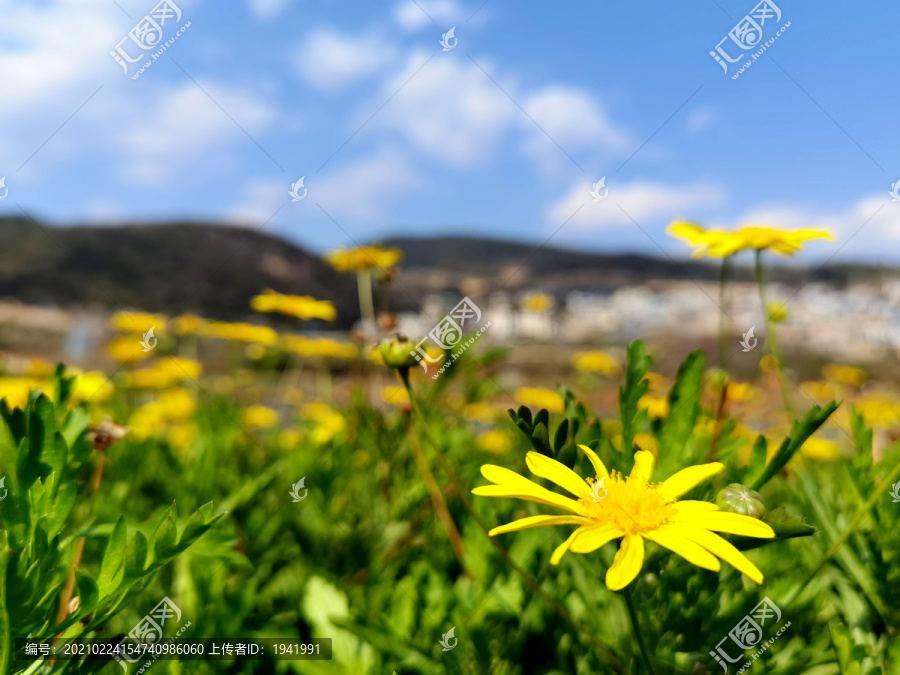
685 107 717 133
393 0 468 31
371 52 517 166
295 28 398 91
521 85 630 168
248 0 291 19
0 1 120 114
313 146 423 220
546 179 724 229
117 82 275 183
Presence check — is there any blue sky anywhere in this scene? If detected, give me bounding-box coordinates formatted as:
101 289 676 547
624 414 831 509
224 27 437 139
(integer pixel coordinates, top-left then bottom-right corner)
1 0 899 263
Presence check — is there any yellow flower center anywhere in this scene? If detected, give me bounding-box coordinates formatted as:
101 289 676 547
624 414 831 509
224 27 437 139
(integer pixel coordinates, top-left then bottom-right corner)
581 473 677 534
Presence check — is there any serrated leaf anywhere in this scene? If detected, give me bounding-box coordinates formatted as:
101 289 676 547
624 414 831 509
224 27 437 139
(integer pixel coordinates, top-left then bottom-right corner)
657 350 704 470
152 517 178 563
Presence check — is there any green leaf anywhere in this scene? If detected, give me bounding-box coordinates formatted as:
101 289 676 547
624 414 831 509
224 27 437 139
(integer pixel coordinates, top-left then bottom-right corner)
747 435 768 484
516 405 533 429
533 409 549 431
75 571 99 615
553 419 569 454
749 402 839 490
152 517 178 563
0 530 10 675
619 340 651 455
530 422 553 457
99 517 127 595
124 531 148 581
657 350 704 470
556 442 577 469
730 507 816 550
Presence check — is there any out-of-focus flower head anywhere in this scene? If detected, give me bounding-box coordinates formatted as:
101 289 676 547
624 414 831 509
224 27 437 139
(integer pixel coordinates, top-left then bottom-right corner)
251 289 337 321
204 322 279 345
638 394 669 419
515 387 564 415
157 388 198 420
110 311 168 335
822 363 867 387
572 350 621 377
476 429 514 454
519 292 555 313
73 371 114 403
378 334 420 370
301 402 347 445
766 302 788 323
282 335 358 360
107 335 153 363
667 221 832 258
854 392 900 428
0 377 51 409
242 405 279 430
173 314 207 336
324 244 403 273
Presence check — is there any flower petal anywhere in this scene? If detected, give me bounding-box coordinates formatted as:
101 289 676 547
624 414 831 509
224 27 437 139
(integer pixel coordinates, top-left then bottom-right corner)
629 450 655 482
577 444 610 480
489 515 591 536
691 511 775 538
674 500 720 513
644 527 721 573
674 525 765 584
472 484 583 513
569 523 624 554
526 451 590 498
550 526 592 565
659 462 723 499
605 534 645 591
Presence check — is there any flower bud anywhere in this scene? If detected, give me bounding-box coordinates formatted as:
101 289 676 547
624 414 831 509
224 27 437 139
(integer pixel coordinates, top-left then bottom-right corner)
378 334 420 370
716 483 766 519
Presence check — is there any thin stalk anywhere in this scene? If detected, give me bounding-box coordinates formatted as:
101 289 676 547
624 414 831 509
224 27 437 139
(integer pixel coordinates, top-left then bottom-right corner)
357 269 376 339
398 371 624 671
717 256 733 370
624 585 655 674
754 250 794 419
397 370 467 572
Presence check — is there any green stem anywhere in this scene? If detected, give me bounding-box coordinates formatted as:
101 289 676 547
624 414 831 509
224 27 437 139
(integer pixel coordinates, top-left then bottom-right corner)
357 269 376 338
717 256 732 370
754 250 793 419
624 585 655 674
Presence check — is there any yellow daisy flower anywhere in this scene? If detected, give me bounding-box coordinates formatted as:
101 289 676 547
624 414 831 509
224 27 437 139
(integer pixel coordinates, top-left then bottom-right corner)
473 447 774 590
572 350 621 377
668 222 832 258
822 363 866 387
324 245 403 273
515 387 565 415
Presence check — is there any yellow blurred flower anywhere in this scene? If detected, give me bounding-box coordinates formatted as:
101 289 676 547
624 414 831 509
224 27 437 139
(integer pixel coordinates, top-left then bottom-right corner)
173 314 207 336
73 371 114 403
476 429 514 454
801 436 841 460
110 311 168 335
641 372 671 395
106 335 153 363
572 350 621 377
251 289 337 321
243 405 279 430
128 402 167 441
204 321 279 345
324 245 403 273
279 427 302 450
167 421 198 449
301 402 346 445
822 363 866 387
461 402 497 424
515 387 564 415
158 388 198 420
638 394 669 419
24 358 54 378
126 358 203 389
519 292 555 313
766 302 788 323
854 393 900 428
0 377 49 409
381 385 410 407
281 335 357 359
668 222 832 258
245 343 267 361
725 381 758 403
633 433 658 455
801 380 838 403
